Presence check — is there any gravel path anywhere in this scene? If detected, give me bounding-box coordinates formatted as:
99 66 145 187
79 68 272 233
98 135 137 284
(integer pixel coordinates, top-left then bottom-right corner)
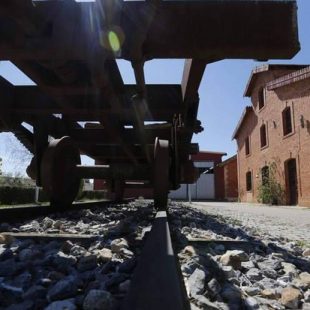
187 202 310 245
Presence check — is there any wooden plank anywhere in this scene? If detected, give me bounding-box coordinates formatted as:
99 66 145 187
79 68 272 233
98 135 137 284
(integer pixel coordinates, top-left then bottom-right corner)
0 1 299 60
9 85 182 121
70 127 171 144
1 232 98 244
181 59 206 103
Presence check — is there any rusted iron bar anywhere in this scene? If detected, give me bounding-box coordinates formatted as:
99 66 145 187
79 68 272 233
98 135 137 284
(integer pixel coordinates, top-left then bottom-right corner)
76 164 151 180
78 143 199 159
70 127 172 144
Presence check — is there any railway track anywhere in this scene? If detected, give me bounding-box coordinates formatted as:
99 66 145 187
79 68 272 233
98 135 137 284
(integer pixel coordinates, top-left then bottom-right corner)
122 210 190 310
2 200 309 309
0 199 134 223
0 199 260 310
0 199 191 309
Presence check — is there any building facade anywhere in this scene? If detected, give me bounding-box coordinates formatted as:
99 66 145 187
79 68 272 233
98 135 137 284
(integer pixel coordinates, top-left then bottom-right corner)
169 151 226 200
218 155 238 201
233 65 310 207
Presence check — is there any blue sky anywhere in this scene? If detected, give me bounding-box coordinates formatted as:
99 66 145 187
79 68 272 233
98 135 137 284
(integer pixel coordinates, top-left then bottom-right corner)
1 0 310 175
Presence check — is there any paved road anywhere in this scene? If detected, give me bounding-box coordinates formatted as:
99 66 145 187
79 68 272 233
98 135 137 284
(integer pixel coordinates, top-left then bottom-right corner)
187 202 310 244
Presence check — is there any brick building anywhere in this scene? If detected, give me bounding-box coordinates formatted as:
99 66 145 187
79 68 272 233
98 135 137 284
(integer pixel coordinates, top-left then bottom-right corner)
169 151 226 200
218 155 238 201
233 65 310 206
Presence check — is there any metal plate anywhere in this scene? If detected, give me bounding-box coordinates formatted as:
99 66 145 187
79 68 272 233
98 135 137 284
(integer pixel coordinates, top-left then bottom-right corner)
153 138 169 210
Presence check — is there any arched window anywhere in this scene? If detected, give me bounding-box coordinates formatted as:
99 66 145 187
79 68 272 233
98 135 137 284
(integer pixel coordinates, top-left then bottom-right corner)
258 87 265 110
260 124 267 148
282 106 292 136
246 171 252 191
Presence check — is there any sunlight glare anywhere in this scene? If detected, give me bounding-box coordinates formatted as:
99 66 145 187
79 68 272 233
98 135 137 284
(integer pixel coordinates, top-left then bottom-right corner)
108 31 121 52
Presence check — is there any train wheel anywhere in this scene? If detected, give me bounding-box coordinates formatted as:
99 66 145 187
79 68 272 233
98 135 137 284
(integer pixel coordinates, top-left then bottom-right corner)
154 138 169 210
41 136 81 207
114 180 125 202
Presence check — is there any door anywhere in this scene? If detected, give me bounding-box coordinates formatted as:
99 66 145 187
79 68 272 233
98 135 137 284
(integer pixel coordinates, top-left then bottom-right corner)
196 173 215 199
191 161 215 200
286 159 298 205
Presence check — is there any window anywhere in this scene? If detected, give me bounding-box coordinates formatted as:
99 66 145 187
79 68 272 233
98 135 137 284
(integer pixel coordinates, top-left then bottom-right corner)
246 171 252 191
261 166 269 186
260 124 267 148
258 87 265 110
245 136 250 155
282 107 293 136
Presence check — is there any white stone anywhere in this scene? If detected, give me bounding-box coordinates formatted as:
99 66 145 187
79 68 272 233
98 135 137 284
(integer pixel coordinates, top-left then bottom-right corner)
111 238 129 253
303 249 310 257
280 287 302 309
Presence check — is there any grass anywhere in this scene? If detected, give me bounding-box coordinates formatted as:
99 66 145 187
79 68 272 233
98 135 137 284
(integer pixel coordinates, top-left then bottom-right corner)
295 240 310 248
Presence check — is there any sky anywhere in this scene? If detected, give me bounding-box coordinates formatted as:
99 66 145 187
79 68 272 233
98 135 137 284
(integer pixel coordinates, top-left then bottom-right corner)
0 0 310 175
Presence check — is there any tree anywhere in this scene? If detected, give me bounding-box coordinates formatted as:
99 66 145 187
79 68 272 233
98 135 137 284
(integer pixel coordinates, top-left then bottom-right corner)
0 133 32 177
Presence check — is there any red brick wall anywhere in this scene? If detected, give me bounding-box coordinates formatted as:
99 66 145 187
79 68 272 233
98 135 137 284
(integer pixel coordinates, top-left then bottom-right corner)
236 70 310 207
214 166 225 200
94 179 106 190
191 152 225 164
223 157 238 200
93 179 153 199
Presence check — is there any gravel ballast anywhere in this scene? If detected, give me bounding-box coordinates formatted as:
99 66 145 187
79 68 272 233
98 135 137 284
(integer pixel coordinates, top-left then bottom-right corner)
0 200 309 309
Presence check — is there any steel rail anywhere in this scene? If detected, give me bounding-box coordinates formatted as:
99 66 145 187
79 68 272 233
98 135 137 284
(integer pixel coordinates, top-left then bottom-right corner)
122 210 190 310
0 199 133 223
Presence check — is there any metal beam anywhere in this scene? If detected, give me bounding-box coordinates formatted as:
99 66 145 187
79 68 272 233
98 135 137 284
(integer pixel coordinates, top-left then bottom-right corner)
76 164 151 180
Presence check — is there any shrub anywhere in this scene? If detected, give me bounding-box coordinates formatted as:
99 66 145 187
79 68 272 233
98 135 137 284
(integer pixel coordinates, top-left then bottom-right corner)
0 186 48 205
0 182 107 205
257 162 285 205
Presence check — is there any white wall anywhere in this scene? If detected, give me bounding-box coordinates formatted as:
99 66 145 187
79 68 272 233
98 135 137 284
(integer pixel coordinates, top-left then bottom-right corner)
169 161 215 200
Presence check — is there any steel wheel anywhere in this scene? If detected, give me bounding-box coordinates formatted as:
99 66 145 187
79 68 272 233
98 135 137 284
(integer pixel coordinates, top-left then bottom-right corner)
114 180 125 202
154 137 169 210
41 136 81 207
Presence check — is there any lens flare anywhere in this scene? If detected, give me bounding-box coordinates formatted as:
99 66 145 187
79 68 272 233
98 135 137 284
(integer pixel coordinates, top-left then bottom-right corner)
108 31 120 52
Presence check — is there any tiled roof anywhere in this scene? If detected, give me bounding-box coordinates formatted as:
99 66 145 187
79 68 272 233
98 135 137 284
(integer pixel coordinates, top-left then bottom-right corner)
267 65 310 90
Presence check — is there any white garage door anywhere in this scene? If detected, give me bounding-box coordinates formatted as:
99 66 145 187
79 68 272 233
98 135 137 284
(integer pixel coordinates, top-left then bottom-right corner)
169 161 215 200
191 173 215 200
169 184 187 199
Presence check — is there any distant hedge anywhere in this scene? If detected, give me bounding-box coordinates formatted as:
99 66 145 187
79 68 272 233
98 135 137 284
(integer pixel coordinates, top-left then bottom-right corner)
0 187 107 205
77 190 107 201
0 186 48 205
